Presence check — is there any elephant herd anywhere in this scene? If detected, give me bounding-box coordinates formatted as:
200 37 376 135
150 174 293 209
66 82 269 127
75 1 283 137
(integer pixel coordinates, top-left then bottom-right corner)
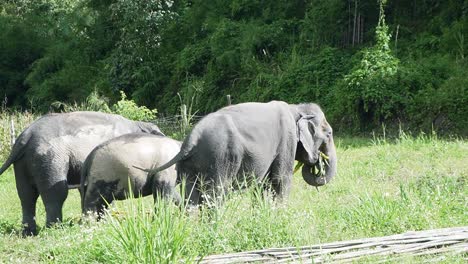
0 101 337 236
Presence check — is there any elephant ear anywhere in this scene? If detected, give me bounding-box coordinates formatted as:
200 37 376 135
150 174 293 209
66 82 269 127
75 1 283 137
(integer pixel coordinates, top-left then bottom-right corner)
297 115 316 161
138 122 165 136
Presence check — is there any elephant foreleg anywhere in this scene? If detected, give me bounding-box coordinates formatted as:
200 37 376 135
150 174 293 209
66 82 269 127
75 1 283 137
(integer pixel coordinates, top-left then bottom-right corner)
269 156 293 201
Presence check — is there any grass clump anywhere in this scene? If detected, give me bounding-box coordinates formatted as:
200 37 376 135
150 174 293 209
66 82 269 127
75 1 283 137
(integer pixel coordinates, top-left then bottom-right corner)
98 194 194 264
187 186 304 255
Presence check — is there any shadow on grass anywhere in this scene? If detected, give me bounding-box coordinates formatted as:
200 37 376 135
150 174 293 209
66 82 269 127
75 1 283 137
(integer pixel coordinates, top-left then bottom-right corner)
0 220 22 235
335 136 373 149
0 216 82 237
335 128 463 150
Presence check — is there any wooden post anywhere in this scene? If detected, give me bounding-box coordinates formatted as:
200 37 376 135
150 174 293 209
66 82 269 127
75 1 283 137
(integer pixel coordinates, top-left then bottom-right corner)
226 94 231 106
180 104 188 130
10 118 15 147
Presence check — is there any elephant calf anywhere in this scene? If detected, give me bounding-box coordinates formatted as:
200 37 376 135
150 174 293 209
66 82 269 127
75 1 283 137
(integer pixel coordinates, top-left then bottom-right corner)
81 133 181 217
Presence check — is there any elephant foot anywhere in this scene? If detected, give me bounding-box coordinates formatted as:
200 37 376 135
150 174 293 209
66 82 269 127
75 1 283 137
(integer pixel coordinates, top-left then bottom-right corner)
22 223 38 237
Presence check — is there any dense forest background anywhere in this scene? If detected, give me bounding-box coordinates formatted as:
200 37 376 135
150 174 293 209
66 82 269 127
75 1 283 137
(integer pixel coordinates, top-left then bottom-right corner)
0 0 467 135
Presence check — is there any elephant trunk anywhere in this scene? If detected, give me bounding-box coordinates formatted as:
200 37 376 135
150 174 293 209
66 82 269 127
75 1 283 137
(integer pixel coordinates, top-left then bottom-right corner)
301 137 337 187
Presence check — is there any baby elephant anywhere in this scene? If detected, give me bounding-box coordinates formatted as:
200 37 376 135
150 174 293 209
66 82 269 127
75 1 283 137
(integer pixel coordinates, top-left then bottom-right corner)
80 133 181 217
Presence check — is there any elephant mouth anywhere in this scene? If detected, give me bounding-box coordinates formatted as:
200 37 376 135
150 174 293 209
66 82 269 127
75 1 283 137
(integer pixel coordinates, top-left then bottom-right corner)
295 150 334 187
294 151 329 177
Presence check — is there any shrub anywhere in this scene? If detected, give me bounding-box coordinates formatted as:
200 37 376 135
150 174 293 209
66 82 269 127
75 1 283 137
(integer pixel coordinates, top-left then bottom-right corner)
111 91 158 122
337 1 403 130
50 90 111 113
50 90 158 122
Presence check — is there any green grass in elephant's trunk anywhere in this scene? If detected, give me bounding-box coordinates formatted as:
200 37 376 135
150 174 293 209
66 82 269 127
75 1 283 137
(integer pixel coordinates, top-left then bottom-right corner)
300 150 336 186
294 152 330 177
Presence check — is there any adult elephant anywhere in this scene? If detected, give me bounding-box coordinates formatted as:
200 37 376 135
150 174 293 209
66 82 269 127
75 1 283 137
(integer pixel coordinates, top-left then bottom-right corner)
0 111 164 236
151 101 337 206
81 133 181 218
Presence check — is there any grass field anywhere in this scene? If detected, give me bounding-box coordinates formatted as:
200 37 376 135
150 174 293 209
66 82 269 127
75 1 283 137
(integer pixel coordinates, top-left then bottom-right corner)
0 132 467 263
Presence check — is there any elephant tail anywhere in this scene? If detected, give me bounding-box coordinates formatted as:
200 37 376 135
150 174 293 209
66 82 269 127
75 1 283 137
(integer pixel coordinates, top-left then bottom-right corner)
132 138 193 175
80 148 97 211
152 150 188 173
0 155 16 176
0 129 30 176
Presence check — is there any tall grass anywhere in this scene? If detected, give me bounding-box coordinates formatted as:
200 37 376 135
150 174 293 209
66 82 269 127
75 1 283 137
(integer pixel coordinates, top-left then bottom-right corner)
98 195 194 264
0 110 36 162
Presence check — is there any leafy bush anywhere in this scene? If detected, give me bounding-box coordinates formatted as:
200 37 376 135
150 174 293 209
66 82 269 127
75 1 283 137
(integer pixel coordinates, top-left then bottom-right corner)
112 91 158 122
405 57 468 135
50 90 111 113
336 2 402 130
50 90 158 122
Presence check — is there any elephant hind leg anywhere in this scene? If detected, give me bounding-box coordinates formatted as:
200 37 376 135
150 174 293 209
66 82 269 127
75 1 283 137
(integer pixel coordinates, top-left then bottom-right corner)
183 175 202 207
40 180 69 227
18 184 39 236
14 161 39 236
199 165 241 208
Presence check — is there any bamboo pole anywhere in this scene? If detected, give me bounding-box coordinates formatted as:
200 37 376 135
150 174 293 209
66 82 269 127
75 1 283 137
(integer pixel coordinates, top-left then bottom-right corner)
199 226 468 263
10 118 15 147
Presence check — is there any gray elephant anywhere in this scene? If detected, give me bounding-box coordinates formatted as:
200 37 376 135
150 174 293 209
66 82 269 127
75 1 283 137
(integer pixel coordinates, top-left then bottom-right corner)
0 111 164 235
81 133 181 217
152 101 337 206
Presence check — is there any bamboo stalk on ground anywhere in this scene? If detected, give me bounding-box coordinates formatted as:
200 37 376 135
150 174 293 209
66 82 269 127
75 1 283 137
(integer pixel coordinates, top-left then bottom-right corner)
200 226 468 263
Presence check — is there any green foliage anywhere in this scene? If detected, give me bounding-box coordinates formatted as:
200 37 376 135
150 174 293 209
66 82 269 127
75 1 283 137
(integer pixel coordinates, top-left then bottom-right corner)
1 0 467 134
300 0 346 48
50 90 111 113
0 12 46 106
402 55 468 134
338 1 402 129
50 90 158 122
112 91 158 121
106 0 176 100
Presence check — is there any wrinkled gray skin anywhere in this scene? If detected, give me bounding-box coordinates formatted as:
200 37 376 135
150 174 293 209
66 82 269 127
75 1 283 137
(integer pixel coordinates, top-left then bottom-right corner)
153 101 337 206
0 111 163 236
81 133 181 218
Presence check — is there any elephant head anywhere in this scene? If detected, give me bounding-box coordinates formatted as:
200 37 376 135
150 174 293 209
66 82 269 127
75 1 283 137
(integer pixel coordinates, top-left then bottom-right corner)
292 103 337 187
137 121 165 136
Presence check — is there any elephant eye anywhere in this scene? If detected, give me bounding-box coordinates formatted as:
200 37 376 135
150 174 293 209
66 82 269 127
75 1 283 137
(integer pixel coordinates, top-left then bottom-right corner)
321 124 332 138
308 121 316 135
